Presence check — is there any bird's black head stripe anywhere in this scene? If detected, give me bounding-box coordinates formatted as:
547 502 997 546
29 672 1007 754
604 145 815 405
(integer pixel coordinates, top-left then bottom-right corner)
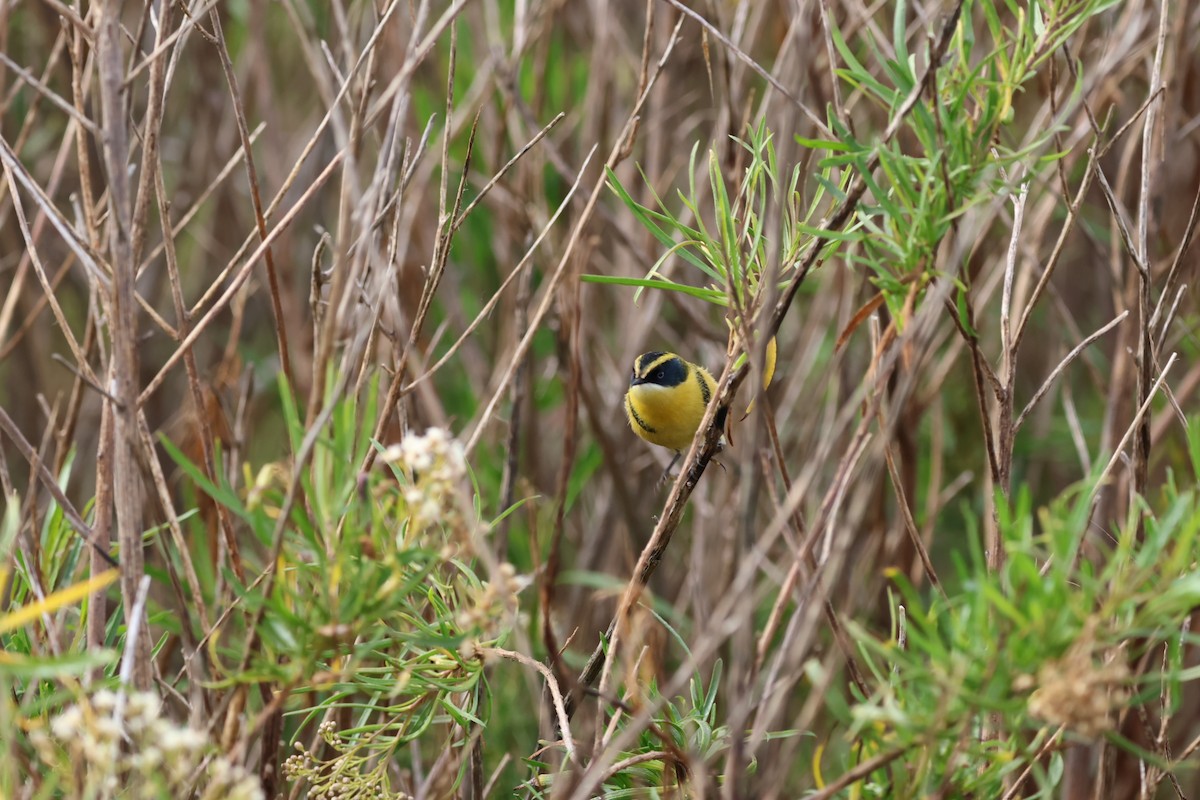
635 352 667 374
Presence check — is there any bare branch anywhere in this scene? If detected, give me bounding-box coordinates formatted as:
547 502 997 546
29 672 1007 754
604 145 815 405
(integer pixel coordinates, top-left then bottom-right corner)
1014 310 1130 432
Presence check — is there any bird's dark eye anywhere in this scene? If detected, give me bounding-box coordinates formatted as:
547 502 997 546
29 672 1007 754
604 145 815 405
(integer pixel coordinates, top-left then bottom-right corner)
656 370 665 380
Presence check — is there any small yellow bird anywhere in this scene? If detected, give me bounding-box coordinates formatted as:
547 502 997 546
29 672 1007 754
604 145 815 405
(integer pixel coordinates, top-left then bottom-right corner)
624 340 777 479
625 351 722 453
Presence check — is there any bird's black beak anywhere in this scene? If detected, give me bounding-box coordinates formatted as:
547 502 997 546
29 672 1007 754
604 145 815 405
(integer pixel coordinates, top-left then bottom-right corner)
630 374 646 387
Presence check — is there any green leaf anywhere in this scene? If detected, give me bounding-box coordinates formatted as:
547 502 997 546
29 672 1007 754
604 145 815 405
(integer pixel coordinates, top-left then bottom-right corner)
830 24 894 102
0 648 114 679
607 169 702 271
893 0 909 71
158 435 246 517
580 274 727 304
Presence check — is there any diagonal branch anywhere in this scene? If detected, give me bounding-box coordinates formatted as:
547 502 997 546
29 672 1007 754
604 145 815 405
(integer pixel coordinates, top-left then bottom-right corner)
1014 311 1129 433
571 0 967 718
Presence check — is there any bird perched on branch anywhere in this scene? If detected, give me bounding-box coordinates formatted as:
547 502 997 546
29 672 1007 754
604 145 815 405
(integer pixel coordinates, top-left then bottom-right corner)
624 338 776 482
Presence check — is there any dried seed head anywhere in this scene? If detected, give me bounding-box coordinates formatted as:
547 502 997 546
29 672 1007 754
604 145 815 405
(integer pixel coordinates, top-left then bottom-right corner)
1026 635 1129 738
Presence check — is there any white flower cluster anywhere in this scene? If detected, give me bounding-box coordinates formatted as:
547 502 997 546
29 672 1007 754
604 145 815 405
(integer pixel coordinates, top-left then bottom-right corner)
283 721 409 799
380 428 469 536
30 689 263 800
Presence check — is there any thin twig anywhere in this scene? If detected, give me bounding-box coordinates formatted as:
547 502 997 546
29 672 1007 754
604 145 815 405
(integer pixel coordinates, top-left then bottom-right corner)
999 727 1067 800
397 143 592 400
1091 352 1177 498
1014 310 1129 432
208 9 294 388
465 15 689 455
805 744 914 800
482 647 577 763
0 51 98 133
138 151 344 406
999 178 1029 374
658 0 828 135
881 431 944 595
49 354 121 405
0 403 116 568
452 112 565 232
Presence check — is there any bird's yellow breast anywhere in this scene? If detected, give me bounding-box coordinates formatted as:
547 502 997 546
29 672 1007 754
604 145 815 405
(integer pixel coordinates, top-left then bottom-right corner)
625 363 717 451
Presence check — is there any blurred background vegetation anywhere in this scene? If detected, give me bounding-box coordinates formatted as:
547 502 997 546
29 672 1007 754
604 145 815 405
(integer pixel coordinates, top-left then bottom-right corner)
2 0 1200 797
